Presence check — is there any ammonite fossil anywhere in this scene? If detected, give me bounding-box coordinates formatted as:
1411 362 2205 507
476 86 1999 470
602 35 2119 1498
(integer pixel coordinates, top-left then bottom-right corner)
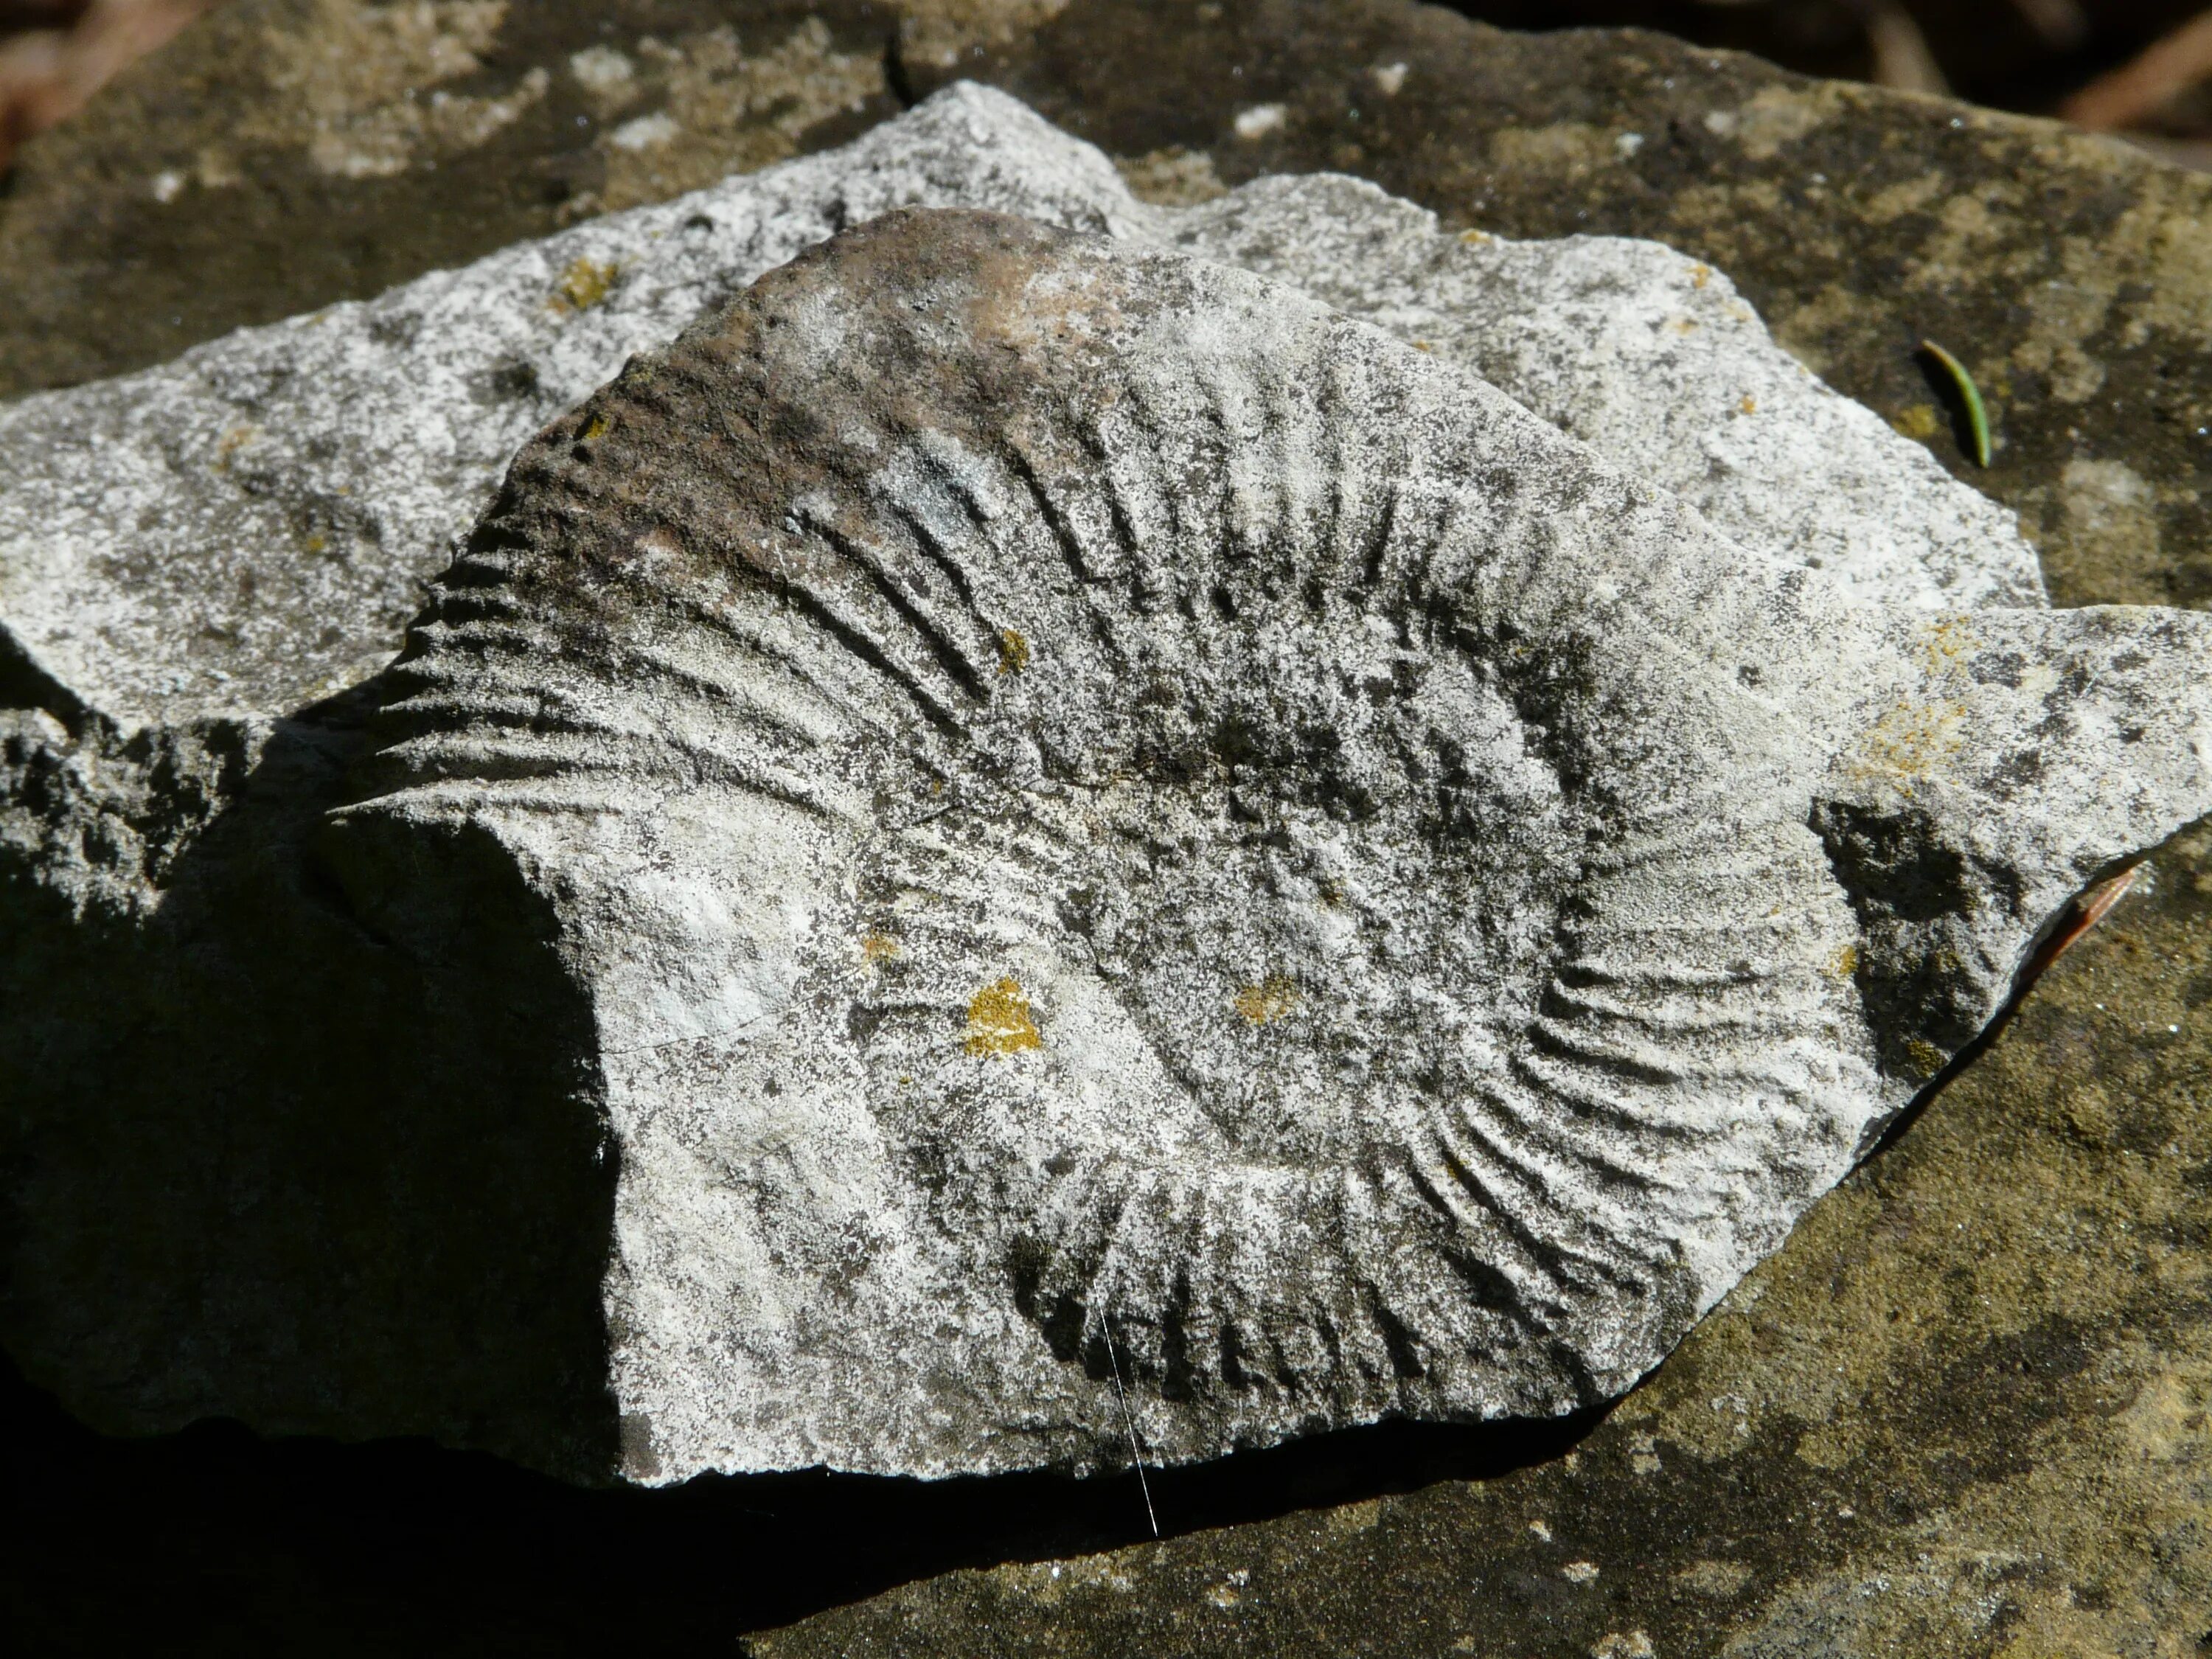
335 207 2212 1481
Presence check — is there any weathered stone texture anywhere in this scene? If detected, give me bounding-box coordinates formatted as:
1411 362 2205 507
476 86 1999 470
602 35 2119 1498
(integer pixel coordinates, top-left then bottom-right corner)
0 83 1137 732
337 199 2211 1479
752 824 2212 1656
2 1 2209 1652
7 1 2207 621
15 83 2203 1488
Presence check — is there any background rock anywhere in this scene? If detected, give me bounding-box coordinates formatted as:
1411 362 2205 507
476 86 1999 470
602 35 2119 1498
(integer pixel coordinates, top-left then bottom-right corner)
3 0 2209 1652
4 0 2210 618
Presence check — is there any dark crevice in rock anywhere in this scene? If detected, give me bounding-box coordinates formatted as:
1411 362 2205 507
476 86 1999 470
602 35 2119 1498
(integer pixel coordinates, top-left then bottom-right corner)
0 621 91 735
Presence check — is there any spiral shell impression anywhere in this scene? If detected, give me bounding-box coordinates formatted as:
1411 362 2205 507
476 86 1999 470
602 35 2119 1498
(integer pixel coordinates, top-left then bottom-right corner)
347 209 2212 1479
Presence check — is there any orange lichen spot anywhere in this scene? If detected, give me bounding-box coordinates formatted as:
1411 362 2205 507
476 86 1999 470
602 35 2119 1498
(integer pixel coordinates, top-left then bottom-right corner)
862 931 901 964
552 257 620 313
965 977 1042 1055
1234 973 1300 1026
1739 394 1758 415
998 627 1031 675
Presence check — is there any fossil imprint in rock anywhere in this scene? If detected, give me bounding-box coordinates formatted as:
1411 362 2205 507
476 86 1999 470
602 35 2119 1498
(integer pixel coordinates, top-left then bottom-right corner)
334 208 2212 1480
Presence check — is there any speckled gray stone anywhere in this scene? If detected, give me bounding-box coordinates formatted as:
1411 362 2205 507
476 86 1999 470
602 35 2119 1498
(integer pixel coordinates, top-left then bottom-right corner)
0 84 2042 742
0 84 1141 735
1162 175 2045 611
350 206 2208 1481
1 84 2197 1486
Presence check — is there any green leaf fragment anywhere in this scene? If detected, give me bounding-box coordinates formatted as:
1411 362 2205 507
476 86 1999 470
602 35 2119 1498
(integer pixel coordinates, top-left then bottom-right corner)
1920 338 1991 468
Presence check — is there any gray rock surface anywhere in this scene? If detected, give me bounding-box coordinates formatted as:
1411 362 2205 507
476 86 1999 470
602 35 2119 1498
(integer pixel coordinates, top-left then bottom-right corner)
0 83 2040 745
0 82 2200 1487
10 5 2212 1652
341 206 2208 1481
0 83 1137 735
1159 177 2045 612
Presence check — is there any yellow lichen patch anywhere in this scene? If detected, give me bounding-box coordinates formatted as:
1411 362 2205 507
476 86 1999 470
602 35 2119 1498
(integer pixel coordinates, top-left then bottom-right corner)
1918 614 1980 679
1850 697 1969 792
1739 394 1758 415
552 257 620 313
1460 228 1492 246
1824 942 1860 981
1234 974 1299 1026
1906 1037 1947 1077
1690 263 1711 290
1891 402 1942 441
997 627 1031 675
861 932 901 964
579 411 611 441
1412 339 1433 352
1843 619 1983 789
965 977 1042 1056
1486 121 1613 182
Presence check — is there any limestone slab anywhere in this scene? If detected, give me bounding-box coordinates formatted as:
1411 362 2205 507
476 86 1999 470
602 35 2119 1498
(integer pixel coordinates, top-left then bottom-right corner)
0 83 2200 1486
338 206 2211 1478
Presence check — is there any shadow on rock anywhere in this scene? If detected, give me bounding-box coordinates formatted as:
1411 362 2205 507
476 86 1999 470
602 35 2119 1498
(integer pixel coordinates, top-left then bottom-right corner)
0 681 621 1484
0 1343 1607 1652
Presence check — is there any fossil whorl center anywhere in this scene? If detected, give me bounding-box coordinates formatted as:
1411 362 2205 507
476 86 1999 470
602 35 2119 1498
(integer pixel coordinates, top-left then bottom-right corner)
344 209 2212 1479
